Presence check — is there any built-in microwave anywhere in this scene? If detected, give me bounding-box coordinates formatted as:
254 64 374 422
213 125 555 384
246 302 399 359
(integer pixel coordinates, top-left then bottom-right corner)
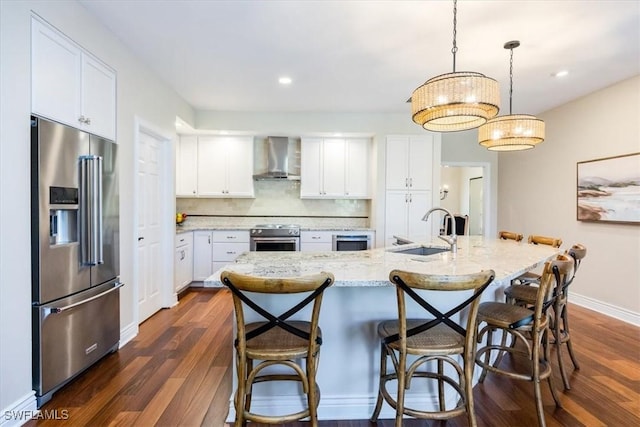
332 234 371 251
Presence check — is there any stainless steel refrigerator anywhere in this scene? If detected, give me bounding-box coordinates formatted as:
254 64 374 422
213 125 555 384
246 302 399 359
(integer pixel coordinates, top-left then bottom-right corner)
30 115 123 406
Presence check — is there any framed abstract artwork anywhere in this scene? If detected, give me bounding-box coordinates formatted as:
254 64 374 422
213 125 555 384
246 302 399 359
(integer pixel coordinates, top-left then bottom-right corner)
577 152 640 224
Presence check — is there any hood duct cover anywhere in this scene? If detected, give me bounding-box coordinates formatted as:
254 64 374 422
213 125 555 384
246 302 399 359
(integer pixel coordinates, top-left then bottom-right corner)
254 137 299 180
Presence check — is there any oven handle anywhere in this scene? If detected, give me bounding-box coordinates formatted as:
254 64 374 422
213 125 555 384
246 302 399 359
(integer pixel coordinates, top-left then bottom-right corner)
251 237 300 242
333 235 371 242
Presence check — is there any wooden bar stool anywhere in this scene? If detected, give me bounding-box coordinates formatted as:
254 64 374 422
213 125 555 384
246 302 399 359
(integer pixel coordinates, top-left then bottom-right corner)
221 270 334 427
475 254 573 427
370 269 495 427
505 244 587 389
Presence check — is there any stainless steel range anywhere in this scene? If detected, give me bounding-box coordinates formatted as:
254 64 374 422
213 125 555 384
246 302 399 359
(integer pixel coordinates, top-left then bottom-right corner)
250 224 300 251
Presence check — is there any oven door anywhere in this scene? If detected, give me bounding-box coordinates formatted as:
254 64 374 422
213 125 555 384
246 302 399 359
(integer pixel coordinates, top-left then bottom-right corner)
332 235 371 251
250 237 300 251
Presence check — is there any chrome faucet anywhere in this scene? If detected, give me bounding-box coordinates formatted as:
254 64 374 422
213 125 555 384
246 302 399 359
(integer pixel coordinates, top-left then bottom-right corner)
422 207 457 254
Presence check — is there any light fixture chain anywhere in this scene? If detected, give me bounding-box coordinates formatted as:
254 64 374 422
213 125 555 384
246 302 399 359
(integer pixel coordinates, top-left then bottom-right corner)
509 46 514 114
451 0 458 72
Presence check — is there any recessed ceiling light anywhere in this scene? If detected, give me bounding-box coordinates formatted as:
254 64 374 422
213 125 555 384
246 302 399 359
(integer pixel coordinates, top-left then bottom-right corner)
278 76 292 85
553 70 569 78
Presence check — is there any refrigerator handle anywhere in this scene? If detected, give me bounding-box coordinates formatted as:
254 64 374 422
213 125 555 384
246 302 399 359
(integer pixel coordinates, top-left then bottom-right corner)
43 282 124 315
80 155 103 266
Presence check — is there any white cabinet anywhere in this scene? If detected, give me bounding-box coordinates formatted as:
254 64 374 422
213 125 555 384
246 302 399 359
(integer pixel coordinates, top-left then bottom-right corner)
176 135 198 197
31 17 116 140
384 135 439 246
384 191 432 246
193 231 213 281
385 135 433 191
193 230 250 281
177 136 254 198
300 231 334 252
211 230 250 274
300 137 371 199
174 232 193 291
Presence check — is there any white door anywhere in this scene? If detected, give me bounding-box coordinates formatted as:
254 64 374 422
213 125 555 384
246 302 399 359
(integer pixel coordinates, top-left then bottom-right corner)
137 131 163 322
469 177 483 235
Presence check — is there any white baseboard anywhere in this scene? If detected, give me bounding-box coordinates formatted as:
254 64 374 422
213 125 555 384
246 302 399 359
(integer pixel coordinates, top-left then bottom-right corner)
0 391 37 427
119 321 138 349
571 292 640 326
226 392 440 422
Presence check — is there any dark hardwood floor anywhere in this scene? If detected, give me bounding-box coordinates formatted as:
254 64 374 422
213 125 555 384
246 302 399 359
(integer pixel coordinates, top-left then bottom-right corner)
27 288 639 426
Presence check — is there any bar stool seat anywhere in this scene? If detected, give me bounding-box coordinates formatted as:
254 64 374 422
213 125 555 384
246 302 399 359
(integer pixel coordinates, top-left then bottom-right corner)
244 321 319 359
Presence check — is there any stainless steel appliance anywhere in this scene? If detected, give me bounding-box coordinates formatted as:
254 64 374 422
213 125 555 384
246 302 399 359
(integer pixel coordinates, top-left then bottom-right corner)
30 116 122 407
332 234 372 251
250 224 300 251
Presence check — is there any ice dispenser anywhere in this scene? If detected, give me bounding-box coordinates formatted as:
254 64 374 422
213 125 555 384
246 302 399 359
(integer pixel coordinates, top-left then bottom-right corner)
49 186 78 245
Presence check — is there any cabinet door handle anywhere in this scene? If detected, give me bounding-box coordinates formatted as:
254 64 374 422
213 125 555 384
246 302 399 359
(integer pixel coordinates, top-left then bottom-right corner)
208 236 211 244
79 115 86 124
180 250 185 261
409 177 412 187
226 251 236 255
138 237 144 241
227 236 236 239
312 236 320 239
405 177 408 188
409 194 413 202
85 117 91 125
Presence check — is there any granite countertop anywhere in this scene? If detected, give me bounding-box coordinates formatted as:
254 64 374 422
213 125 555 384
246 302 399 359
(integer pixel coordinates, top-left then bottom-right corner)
176 216 373 233
205 236 559 287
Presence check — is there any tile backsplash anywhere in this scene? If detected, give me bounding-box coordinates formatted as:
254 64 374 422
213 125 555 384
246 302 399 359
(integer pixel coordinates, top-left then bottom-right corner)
177 180 370 218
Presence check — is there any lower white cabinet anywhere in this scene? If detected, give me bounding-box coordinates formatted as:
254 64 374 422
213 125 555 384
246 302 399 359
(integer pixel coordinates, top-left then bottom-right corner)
384 190 432 247
174 232 193 291
212 230 250 273
193 230 250 281
300 230 334 252
193 231 213 281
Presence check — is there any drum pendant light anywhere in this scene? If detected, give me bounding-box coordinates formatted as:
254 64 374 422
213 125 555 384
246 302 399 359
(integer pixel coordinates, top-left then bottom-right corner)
478 41 545 151
411 0 500 132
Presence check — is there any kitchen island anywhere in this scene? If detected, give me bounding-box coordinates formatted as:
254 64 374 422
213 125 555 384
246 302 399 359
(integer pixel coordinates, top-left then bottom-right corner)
205 236 560 421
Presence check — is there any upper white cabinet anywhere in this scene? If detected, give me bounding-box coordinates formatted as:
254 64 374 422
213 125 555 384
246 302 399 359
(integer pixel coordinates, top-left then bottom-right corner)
385 135 433 191
300 137 371 199
176 135 254 198
31 17 116 141
176 135 198 196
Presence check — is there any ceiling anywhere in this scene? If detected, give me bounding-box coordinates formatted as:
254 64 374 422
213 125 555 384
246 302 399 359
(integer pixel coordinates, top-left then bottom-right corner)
79 0 640 116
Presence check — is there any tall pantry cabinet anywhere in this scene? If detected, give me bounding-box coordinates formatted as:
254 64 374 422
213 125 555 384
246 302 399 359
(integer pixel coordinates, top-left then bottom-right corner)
384 135 440 246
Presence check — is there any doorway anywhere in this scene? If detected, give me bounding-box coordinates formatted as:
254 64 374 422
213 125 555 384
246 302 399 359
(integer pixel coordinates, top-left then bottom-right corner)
440 164 489 236
134 119 173 324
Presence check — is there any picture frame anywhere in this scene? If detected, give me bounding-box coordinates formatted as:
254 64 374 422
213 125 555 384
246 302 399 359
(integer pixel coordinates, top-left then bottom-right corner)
577 152 640 224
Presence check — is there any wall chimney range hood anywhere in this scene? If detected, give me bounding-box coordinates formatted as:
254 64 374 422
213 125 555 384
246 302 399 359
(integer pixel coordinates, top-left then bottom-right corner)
253 136 300 181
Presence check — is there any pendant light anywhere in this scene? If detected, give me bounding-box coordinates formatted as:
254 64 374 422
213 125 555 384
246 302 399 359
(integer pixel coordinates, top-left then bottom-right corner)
411 0 500 132
478 41 545 151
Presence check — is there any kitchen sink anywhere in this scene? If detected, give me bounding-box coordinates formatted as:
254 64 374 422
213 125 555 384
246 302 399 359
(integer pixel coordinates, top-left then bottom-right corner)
387 246 450 256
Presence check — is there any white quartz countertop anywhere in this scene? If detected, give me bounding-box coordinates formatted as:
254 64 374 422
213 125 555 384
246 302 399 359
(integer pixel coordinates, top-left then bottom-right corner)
205 236 560 287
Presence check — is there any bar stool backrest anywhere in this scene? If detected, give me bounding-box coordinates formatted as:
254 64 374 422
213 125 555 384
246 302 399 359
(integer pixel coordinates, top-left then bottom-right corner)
387 269 495 351
499 231 524 242
528 234 563 248
221 271 334 352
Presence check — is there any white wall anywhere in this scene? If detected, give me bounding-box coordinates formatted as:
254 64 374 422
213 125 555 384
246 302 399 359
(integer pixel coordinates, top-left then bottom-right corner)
498 76 640 322
0 0 194 418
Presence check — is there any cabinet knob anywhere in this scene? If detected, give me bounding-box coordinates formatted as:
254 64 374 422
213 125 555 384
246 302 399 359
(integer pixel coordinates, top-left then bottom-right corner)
85 117 91 125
